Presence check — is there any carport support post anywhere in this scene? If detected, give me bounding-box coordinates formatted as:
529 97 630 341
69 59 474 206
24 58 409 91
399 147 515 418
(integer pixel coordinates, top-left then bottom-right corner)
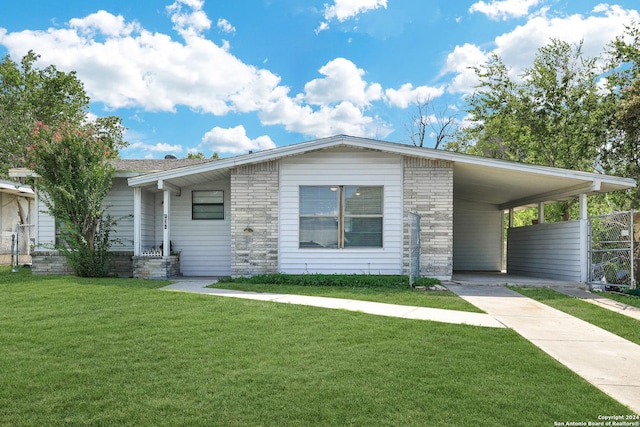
579 193 588 220
538 202 544 224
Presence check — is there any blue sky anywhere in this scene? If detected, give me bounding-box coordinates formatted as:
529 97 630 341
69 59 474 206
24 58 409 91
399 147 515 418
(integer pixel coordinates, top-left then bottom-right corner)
1 0 638 159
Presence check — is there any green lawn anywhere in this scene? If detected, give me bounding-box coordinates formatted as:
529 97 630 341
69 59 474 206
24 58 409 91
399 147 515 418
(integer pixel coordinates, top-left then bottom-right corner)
208 282 484 312
0 269 634 426
601 291 640 309
512 287 640 346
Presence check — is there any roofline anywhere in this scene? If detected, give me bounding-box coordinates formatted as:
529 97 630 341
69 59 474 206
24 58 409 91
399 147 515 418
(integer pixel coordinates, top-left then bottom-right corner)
127 135 637 189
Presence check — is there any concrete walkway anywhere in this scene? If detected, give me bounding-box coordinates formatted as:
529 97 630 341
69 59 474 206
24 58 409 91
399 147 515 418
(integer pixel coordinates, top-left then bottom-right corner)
446 284 640 414
162 280 505 328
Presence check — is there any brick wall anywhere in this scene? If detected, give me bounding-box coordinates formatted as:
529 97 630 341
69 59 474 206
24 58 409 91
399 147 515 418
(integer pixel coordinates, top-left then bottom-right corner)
403 157 454 279
230 161 279 276
132 255 180 279
31 251 75 275
31 251 134 277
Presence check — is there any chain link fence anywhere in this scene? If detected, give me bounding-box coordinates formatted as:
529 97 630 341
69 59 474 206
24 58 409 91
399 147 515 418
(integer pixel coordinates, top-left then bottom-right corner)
588 211 637 289
0 224 34 266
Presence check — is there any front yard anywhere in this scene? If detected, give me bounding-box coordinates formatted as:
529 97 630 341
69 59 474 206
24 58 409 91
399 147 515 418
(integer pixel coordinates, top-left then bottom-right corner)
0 269 634 425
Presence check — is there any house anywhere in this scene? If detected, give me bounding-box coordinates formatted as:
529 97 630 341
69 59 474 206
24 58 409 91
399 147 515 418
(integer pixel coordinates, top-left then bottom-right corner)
17 135 636 281
0 179 35 265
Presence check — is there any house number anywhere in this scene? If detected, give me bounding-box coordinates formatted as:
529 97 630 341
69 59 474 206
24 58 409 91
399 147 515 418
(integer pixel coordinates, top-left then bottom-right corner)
164 214 168 229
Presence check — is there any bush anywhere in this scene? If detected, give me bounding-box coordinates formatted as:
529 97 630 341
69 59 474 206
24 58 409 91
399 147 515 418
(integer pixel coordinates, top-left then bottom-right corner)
219 274 440 289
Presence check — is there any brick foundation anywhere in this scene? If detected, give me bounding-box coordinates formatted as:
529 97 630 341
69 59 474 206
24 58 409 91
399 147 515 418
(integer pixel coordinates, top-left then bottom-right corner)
132 255 180 279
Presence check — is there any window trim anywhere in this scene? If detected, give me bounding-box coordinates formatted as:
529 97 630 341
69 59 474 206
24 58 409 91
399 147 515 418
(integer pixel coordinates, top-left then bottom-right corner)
299 185 383 249
192 190 224 220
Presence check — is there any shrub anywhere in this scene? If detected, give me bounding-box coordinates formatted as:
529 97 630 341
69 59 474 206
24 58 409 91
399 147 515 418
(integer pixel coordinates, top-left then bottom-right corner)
219 274 440 289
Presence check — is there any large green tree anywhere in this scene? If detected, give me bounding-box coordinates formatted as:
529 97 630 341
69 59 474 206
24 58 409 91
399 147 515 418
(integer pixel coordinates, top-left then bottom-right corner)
25 121 120 277
448 39 608 220
0 51 90 178
601 22 640 208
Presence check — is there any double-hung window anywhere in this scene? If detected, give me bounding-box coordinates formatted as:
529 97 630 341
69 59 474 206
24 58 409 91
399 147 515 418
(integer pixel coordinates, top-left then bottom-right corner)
299 186 383 248
192 190 224 220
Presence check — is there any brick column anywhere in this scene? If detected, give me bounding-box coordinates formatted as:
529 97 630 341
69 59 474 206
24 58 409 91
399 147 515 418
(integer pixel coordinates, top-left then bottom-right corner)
403 157 453 279
230 161 279 276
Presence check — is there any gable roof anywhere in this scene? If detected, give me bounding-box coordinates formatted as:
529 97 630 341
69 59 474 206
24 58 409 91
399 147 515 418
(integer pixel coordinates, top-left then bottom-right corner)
127 135 635 209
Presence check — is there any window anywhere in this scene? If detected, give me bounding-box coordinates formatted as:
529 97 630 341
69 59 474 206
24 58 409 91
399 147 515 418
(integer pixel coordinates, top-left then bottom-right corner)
192 190 224 220
299 186 383 248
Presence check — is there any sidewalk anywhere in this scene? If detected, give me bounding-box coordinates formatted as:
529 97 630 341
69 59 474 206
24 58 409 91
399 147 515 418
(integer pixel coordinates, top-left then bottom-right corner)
446 284 640 414
162 280 505 328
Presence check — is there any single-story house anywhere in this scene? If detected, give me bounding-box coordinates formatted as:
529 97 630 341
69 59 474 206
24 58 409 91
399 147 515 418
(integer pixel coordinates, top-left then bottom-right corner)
13 135 636 280
0 179 34 265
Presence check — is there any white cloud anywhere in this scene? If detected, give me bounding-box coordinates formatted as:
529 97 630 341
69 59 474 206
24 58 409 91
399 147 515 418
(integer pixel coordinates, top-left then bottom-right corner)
444 4 640 95
201 125 276 154
317 0 387 33
493 4 640 74
69 10 140 37
304 58 382 107
0 1 395 147
166 0 211 38
385 84 445 109
217 18 235 34
469 0 542 21
126 141 183 153
442 43 488 95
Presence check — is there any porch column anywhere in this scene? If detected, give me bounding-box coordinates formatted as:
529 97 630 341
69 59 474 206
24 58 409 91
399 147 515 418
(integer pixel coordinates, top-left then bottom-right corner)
508 208 514 228
133 187 142 256
157 179 180 257
162 190 170 257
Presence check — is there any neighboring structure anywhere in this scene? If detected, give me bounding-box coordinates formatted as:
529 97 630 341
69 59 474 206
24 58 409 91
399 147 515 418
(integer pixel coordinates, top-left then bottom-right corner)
0 179 34 265
12 135 637 280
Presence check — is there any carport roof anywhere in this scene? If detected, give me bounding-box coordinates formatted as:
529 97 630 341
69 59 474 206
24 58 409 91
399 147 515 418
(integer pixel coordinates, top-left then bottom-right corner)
126 135 636 209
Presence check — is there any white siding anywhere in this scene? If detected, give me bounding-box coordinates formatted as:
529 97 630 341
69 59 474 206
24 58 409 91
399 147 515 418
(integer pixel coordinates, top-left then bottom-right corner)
279 149 404 274
104 178 134 251
141 190 155 250
453 199 503 271
35 194 55 249
166 180 232 276
507 220 586 281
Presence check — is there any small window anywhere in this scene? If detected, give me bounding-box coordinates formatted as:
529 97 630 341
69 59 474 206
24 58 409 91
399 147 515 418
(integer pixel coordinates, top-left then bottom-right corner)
193 190 224 220
299 186 383 248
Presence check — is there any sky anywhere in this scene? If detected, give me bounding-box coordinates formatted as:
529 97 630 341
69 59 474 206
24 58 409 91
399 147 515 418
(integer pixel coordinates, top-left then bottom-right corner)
1 0 639 159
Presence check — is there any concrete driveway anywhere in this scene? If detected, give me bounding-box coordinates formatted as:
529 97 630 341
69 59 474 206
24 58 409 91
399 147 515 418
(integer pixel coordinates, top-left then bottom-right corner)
446 283 640 414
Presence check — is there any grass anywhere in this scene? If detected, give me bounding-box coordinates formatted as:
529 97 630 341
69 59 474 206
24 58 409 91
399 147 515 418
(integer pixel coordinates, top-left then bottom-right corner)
602 291 640 309
511 286 640 346
0 269 634 425
208 282 484 313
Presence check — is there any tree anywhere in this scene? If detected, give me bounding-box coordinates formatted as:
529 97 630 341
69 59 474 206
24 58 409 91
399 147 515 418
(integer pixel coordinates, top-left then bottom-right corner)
601 22 640 208
25 121 119 277
0 51 90 177
406 95 457 149
448 39 607 220
186 151 219 159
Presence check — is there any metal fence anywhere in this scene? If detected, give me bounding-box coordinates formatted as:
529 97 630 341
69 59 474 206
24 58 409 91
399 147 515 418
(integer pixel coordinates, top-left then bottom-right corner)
588 211 637 289
408 212 421 285
0 224 34 266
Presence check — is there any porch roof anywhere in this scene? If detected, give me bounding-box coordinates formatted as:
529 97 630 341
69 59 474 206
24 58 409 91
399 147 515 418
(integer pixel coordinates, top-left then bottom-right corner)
126 135 636 209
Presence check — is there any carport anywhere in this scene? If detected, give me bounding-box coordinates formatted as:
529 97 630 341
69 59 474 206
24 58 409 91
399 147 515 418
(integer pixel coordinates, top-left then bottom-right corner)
449 156 636 282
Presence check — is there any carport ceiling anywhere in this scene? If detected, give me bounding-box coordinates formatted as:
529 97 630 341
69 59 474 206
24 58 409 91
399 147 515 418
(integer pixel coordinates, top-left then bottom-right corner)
452 162 630 208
